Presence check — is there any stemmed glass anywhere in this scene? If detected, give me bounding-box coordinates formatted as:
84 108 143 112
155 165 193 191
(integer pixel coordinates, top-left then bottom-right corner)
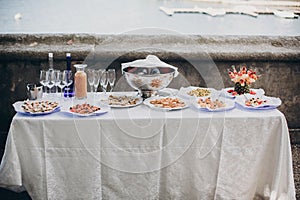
93 70 101 93
100 71 108 94
107 69 116 92
56 71 66 98
39 70 47 93
53 70 61 95
86 69 95 93
46 70 56 96
63 70 73 98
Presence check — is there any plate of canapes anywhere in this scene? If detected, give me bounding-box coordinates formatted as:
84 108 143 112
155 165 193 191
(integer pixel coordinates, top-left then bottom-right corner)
107 94 143 108
62 103 109 117
192 96 235 112
13 100 60 116
143 96 188 111
235 94 282 110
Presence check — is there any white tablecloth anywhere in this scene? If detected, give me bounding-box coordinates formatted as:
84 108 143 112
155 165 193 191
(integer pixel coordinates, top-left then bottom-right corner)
0 98 296 200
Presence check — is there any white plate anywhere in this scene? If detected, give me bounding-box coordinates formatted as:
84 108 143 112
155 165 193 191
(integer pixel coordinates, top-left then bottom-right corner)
221 87 265 99
61 104 109 117
178 86 217 99
143 96 188 111
13 101 60 116
235 94 282 110
107 93 143 108
192 96 235 112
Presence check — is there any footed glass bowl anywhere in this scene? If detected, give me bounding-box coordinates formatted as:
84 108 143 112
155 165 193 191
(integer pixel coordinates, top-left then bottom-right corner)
122 66 176 98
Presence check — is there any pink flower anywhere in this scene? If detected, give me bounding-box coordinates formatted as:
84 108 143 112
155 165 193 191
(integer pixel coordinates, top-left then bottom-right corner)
228 65 259 84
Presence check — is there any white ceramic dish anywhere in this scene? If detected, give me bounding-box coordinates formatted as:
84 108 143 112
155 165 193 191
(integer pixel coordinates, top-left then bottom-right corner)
13 101 60 116
192 96 235 112
178 86 217 99
61 105 109 117
235 94 282 110
107 92 143 108
143 96 188 111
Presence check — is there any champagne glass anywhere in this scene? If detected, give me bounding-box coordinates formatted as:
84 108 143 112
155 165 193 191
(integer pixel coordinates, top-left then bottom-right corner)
86 69 95 93
46 70 55 95
39 70 47 93
63 70 73 97
93 69 101 93
54 70 61 95
107 69 116 92
57 71 66 98
100 71 108 94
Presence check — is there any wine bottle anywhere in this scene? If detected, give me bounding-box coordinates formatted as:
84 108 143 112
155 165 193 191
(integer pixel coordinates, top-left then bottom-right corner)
47 53 55 93
64 53 74 97
48 52 54 71
66 53 71 70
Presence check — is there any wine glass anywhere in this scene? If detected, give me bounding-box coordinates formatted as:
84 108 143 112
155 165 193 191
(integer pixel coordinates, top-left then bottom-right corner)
57 71 66 98
107 69 116 92
46 70 56 95
63 70 73 97
100 71 108 94
39 70 47 93
86 69 95 93
53 70 61 95
95 69 105 92
93 69 101 93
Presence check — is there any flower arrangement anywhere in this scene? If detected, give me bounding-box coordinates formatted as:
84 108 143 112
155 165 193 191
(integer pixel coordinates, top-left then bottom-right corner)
228 65 259 95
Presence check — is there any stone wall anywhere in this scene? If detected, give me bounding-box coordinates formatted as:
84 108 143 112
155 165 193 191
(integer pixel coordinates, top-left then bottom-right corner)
0 33 299 133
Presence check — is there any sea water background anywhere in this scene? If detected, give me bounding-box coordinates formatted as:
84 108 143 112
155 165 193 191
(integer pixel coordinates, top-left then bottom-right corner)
0 0 299 35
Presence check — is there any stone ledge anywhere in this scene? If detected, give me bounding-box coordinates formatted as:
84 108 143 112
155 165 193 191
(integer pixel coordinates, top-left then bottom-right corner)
0 34 299 61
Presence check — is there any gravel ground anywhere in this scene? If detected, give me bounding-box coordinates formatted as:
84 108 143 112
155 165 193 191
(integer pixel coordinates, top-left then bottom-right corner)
292 144 300 199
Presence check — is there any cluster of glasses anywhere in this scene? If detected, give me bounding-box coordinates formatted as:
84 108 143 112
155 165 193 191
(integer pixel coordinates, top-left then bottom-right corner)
39 70 73 98
86 69 116 94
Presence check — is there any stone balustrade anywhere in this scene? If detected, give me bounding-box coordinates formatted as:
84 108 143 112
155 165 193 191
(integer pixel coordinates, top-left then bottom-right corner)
0 34 299 142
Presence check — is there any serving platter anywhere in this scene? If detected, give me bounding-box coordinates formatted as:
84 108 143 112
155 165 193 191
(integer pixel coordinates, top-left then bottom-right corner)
235 94 282 110
191 96 235 112
143 96 188 111
107 93 143 108
61 103 109 117
178 86 217 99
13 101 60 116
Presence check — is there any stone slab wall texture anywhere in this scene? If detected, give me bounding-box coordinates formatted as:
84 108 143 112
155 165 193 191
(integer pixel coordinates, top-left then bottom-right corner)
0 34 299 134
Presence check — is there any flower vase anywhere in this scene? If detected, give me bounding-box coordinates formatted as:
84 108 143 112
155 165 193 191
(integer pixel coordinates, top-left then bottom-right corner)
234 82 250 95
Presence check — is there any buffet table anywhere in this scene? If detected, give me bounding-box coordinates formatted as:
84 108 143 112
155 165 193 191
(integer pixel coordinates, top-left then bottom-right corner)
0 95 296 200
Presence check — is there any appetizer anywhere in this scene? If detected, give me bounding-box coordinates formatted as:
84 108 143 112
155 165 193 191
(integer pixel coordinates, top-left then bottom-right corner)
197 97 226 109
108 95 140 106
187 88 211 97
22 100 59 113
69 103 100 114
150 97 185 109
245 97 267 107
